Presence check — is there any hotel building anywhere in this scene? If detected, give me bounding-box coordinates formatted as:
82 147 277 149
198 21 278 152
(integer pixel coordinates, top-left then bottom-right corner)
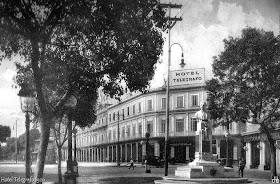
63 68 246 166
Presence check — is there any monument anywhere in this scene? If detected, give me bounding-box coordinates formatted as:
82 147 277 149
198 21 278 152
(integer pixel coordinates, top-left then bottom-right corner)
155 102 248 184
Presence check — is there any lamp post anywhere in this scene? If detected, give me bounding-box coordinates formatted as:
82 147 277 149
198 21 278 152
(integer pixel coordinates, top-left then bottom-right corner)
145 132 151 173
164 41 185 176
18 84 35 180
73 128 78 175
225 129 230 167
63 95 78 184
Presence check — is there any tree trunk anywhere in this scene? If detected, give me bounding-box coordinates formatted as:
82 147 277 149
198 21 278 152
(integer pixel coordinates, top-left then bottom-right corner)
269 141 277 179
30 37 51 184
58 146 62 184
261 123 277 179
34 119 50 184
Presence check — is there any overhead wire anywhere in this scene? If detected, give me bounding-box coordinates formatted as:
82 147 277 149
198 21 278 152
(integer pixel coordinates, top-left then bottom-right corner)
175 0 191 17
178 0 195 18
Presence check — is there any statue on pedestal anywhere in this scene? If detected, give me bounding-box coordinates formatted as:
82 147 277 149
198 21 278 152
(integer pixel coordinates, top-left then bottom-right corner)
195 101 212 141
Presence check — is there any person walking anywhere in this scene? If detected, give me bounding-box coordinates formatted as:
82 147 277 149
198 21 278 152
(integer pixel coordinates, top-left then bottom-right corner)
128 158 135 170
238 157 245 177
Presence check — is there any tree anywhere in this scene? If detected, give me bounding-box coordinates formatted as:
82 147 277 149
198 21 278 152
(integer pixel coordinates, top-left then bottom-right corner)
0 125 11 160
209 27 280 178
53 115 68 184
0 125 11 142
0 0 167 182
206 79 248 166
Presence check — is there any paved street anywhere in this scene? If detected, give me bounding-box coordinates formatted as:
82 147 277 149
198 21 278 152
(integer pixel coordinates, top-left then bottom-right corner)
0 161 273 184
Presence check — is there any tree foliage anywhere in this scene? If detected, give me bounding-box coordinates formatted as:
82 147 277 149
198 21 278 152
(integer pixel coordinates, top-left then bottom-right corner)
17 128 41 152
208 27 280 178
211 27 280 127
206 78 248 128
0 0 167 181
0 125 11 142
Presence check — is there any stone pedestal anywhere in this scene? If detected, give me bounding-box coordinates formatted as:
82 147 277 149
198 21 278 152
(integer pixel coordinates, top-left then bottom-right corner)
175 130 238 179
154 115 247 184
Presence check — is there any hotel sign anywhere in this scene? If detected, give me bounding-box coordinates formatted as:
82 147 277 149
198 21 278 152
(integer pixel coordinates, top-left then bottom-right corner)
170 68 205 86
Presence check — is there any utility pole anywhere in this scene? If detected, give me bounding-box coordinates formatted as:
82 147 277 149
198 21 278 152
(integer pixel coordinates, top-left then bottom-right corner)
160 3 183 177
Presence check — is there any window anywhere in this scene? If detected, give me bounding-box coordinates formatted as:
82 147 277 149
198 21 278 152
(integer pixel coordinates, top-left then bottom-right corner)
162 98 166 109
147 121 153 133
109 130 112 140
161 119 166 133
176 118 184 132
177 96 184 108
132 125 136 136
113 112 115 121
122 127 125 138
133 105 135 115
192 95 199 107
147 99 153 111
190 118 198 131
138 102 142 112
139 124 142 136
127 106 130 116
113 130 116 140
127 126 130 137
122 109 125 120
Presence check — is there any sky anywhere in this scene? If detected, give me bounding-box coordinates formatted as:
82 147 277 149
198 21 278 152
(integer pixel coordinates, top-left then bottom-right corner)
0 0 279 138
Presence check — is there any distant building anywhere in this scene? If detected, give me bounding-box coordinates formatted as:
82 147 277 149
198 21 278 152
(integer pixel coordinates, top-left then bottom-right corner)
66 68 245 165
59 68 280 171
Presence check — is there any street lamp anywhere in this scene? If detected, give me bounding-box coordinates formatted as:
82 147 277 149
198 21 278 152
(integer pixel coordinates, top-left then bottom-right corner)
145 132 151 173
73 128 78 175
225 130 231 167
164 42 185 176
63 95 78 183
18 84 35 180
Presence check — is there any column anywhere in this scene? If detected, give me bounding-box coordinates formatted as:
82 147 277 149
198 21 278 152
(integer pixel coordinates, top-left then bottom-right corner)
97 148 100 162
103 148 106 162
131 143 133 159
154 141 160 157
245 142 251 169
142 143 146 156
125 144 128 161
107 146 110 162
136 142 139 161
171 146 175 158
258 141 266 170
112 146 114 162
186 146 190 161
120 144 123 162
233 144 238 160
94 148 97 162
91 148 94 162
217 139 221 159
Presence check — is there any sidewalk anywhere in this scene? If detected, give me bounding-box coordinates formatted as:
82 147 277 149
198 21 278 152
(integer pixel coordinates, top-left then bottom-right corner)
0 161 273 184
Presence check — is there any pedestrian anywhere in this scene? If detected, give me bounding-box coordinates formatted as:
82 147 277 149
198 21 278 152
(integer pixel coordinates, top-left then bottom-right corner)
128 158 134 170
238 157 245 177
